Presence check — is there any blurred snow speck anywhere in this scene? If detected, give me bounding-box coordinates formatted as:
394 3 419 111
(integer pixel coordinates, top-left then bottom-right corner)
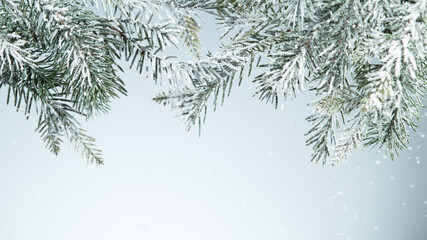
353 211 359 219
342 204 348 212
373 226 379 230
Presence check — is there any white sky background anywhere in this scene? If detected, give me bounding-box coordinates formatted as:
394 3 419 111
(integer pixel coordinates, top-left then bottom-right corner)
1 10 427 240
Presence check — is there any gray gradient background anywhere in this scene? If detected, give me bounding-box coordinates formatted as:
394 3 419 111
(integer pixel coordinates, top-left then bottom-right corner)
1 13 427 240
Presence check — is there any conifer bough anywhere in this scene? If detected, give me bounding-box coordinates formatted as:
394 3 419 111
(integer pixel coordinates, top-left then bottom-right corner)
1 0 426 165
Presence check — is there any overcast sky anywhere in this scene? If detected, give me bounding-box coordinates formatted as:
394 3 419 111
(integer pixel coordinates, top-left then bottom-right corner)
1 10 427 240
